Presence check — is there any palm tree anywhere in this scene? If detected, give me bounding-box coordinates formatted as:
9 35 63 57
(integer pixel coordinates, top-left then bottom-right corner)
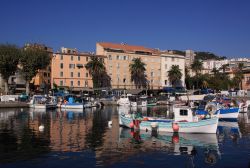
129 58 147 89
0 44 21 94
191 59 203 89
220 64 229 73
211 68 219 75
233 63 245 89
85 57 110 88
191 59 203 75
168 65 182 87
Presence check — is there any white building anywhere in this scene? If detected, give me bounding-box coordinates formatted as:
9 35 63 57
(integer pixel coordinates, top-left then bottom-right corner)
160 51 185 87
185 50 196 67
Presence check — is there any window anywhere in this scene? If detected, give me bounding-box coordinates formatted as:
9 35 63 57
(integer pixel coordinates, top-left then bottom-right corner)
69 64 75 69
123 56 127 60
70 81 73 87
108 55 112 60
151 72 154 77
151 79 153 83
180 110 188 116
60 72 63 77
172 57 175 62
60 55 63 60
78 81 80 86
165 64 168 69
123 78 126 83
71 55 74 61
78 72 80 77
60 81 63 86
86 73 88 77
165 80 167 85
85 81 88 87
86 57 89 61
78 56 80 61
70 72 73 77
116 55 119 60
60 63 63 69
117 63 120 69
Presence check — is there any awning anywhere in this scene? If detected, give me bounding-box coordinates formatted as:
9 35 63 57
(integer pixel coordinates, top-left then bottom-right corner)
126 89 143 95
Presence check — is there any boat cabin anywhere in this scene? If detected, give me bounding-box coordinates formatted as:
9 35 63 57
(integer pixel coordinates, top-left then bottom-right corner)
173 106 195 122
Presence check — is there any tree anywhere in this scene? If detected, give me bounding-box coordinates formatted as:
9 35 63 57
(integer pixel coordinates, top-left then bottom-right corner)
233 63 244 89
168 65 182 87
0 44 21 94
211 68 219 75
220 64 229 73
191 59 203 89
85 57 111 88
129 58 147 89
20 47 50 95
191 59 203 75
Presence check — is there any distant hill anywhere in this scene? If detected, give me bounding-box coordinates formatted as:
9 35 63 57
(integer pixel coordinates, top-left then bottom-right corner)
172 50 226 60
195 51 226 60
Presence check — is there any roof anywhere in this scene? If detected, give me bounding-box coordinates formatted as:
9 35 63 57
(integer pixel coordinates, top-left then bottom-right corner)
97 42 159 54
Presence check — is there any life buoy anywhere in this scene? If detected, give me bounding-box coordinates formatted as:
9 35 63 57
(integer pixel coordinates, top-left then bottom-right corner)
172 123 179 132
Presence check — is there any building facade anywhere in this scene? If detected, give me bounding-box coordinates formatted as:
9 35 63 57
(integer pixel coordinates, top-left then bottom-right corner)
96 42 162 89
160 51 185 87
51 47 106 91
96 42 186 89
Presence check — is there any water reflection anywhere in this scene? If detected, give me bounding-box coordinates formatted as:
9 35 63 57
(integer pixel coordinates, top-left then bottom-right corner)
0 106 249 167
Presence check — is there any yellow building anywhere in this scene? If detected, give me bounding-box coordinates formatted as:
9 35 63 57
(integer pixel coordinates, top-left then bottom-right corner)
51 47 106 91
96 42 162 89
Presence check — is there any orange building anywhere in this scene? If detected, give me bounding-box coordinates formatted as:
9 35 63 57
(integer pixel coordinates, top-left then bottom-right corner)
51 47 106 91
96 42 162 89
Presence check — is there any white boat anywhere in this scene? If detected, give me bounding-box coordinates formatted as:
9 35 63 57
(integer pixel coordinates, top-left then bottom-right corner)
28 95 57 109
117 95 130 106
119 106 219 133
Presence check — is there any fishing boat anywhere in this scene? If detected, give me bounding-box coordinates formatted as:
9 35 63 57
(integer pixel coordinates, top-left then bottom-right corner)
59 97 84 109
28 95 57 109
196 102 240 121
119 106 219 133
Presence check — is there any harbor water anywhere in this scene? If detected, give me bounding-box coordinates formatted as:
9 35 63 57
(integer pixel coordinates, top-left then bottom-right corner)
0 106 249 168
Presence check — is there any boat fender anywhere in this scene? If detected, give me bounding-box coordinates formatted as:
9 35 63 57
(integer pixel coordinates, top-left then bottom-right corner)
108 121 112 128
172 123 179 132
130 122 134 129
172 133 179 143
39 125 44 132
143 117 149 121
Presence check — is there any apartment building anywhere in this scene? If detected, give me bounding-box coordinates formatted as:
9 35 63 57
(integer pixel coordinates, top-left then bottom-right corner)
96 42 162 89
96 42 186 89
160 51 185 87
51 47 106 91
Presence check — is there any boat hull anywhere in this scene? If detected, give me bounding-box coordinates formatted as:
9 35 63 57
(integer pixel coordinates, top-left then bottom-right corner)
59 104 84 109
218 108 240 120
120 115 218 134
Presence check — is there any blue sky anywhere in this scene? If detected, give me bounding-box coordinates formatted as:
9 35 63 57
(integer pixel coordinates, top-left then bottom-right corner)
0 0 250 57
